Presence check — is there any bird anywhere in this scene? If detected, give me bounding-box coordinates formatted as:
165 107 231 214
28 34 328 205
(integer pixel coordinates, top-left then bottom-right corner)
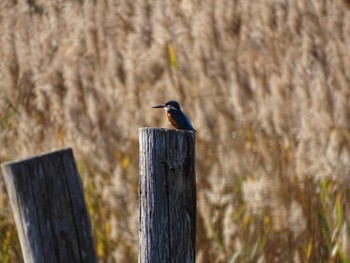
153 100 196 131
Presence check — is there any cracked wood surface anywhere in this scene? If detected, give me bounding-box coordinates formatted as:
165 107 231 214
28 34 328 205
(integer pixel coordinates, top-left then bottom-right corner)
1 148 97 263
139 128 196 263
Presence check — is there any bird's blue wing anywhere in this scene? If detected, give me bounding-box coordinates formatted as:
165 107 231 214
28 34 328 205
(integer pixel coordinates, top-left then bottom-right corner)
182 112 195 131
169 109 195 131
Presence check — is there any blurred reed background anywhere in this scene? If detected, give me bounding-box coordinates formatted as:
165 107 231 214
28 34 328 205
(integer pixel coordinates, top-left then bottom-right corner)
1 0 350 262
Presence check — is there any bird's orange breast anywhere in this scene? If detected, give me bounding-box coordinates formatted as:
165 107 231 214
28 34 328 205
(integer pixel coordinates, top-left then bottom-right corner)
166 112 180 129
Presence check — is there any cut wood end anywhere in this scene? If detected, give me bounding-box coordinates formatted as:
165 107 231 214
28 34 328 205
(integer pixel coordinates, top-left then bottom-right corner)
138 127 195 133
1 147 73 168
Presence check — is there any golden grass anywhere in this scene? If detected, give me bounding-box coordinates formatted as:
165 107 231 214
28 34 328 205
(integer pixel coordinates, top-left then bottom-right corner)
1 0 350 262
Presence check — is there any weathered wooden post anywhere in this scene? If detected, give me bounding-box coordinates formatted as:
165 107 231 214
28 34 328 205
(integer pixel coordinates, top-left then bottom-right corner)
1 148 97 263
139 128 196 263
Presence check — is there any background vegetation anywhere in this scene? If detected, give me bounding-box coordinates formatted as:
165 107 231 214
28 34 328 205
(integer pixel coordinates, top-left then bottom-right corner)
1 0 350 262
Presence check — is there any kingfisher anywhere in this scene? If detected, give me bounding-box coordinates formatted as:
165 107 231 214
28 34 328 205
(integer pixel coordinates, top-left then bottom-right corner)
153 100 196 131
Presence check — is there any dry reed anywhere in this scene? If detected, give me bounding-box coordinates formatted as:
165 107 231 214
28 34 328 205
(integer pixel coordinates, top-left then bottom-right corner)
1 0 350 262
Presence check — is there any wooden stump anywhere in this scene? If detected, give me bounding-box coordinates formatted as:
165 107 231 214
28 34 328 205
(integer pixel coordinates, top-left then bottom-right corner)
1 148 97 263
138 128 196 263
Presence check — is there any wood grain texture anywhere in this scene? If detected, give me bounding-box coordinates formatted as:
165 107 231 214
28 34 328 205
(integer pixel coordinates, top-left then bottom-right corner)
139 128 196 263
1 148 97 263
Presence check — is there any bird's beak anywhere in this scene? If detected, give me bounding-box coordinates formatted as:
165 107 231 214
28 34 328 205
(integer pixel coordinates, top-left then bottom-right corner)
152 104 165 108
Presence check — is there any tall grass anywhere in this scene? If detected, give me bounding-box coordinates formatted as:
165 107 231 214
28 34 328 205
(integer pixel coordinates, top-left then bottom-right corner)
1 0 350 262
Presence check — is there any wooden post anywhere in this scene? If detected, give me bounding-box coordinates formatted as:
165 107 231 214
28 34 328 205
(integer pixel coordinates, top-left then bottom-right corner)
138 128 196 263
1 148 97 263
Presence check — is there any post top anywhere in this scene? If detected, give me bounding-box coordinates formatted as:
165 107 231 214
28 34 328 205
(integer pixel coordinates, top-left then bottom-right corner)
138 127 196 134
1 147 73 168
